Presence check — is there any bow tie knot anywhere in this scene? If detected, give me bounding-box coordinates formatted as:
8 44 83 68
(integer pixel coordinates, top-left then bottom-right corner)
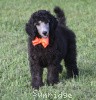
32 37 49 48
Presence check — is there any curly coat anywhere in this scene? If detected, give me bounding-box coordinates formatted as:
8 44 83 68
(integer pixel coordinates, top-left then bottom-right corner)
25 7 79 89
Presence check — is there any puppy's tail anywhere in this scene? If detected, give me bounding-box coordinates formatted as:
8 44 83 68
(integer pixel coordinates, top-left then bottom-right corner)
54 6 66 26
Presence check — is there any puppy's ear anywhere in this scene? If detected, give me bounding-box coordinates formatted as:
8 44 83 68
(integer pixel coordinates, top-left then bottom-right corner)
49 15 58 33
25 15 37 39
49 15 58 46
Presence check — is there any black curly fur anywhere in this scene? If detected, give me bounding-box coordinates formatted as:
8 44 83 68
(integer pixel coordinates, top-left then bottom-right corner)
25 6 79 89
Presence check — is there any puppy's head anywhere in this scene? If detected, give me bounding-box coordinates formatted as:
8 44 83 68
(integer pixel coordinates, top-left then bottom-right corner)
26 10 58 40
33 11 50 38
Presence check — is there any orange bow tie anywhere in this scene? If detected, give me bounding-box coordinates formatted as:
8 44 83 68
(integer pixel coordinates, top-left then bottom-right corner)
32 37 49 48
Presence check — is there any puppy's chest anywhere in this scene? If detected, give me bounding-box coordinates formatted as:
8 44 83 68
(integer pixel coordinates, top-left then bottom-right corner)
35 46 57 65
40 51 55 66
38 48 55 59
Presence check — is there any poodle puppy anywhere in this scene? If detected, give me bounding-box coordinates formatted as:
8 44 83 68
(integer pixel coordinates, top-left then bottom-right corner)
25 7 79 89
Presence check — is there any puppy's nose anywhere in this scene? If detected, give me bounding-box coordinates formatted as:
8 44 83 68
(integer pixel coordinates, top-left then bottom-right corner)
43 31 47 36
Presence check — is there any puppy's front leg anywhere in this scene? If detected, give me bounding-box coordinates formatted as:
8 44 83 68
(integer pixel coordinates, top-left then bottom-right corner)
47 65 59 85
29 61 43 89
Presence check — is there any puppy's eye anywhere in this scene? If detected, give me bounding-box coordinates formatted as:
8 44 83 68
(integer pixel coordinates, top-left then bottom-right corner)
48 20 50 23
46 20 50 23
36 23 40 26
45 22 48 24
34 23 40 26
45 20 50 24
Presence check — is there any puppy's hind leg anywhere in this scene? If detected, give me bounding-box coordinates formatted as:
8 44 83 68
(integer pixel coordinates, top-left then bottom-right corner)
64 39 79 78
64 54 78 78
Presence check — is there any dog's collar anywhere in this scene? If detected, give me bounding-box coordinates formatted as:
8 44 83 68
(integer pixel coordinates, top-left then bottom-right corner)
32 37 49 48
